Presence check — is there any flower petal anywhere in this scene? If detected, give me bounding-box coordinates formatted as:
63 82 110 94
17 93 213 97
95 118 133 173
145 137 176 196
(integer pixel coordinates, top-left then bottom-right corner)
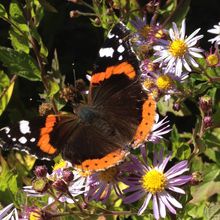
165 192 182 208
168 175 192 186
167 186 186 194
123 190 145 204
159 192 177 214
159 197 166 218
165 160 188 177
138 193 152 215
153 195 160 220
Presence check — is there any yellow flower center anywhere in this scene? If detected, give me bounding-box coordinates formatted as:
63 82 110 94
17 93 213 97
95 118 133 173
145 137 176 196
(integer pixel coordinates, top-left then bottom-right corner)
143 78 154 89
98 167 118 183
156 75 173 90
169 39 188 57
140 26 152 38
141 169 166 194
155 29 164 39
206 54 219 66
30 211 41 220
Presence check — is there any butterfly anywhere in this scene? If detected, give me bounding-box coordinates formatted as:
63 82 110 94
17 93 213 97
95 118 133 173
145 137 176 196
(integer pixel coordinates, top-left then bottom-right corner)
0 23 156 172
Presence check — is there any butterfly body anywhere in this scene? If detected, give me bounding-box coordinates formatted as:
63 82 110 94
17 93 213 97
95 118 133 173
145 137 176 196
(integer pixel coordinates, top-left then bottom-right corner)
0 23 156 172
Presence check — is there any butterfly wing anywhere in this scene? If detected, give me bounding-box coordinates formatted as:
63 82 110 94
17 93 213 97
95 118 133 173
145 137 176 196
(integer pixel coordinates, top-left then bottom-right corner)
89 23 156 146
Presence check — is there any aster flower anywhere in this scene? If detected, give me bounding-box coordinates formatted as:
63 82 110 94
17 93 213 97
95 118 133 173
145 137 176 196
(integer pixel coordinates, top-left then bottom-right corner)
0 203 18 220
86 166 123 203
147 115 172 143
207 22 220 45
142 68 188 100
153 19 203 76
123 150 191 219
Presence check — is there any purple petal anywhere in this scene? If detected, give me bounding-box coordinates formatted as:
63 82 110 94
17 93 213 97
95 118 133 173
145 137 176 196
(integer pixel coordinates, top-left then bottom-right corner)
164 191 182 208
123 185 143 193
166 168 189 179
159 192 176 214
158 154 172 172
159 197 166 218
165 160 188 177
167 186 185 194
168 175 192 186
138 193 152 215
153 195 160 220
123 190 145 204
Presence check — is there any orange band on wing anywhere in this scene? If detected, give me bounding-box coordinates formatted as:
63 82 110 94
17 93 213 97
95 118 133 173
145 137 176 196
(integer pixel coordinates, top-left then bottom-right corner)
91 62 136 84
76 149 128 172
37 115 57 154
133 95 156 146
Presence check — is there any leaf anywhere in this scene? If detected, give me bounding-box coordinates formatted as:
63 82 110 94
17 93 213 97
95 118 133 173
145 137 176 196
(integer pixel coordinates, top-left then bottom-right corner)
9 0 26 24
157 97 191 117
9 29 30 53
0 3 8 18
0 47 41 81
204 203 220 220
30 28 48 58
39 0 58 13
48 79 60 98
0 71 14 116
0 155 18 194
9 0 29 33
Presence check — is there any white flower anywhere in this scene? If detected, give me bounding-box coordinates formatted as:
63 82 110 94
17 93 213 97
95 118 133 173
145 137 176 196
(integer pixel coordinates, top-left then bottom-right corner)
154 20 203 76
207 22 220 45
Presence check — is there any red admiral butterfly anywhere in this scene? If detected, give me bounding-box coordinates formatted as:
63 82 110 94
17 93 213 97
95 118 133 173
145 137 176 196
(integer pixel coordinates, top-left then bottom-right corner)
0 23 156 172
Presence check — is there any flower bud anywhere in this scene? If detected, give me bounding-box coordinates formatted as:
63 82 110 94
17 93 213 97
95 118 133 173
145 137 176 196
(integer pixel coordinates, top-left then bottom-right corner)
173 103 180 111
52 179 68 192
204 116 213 129
190 172 203 185
32 178 48 193
199 96 212 114
34 165 48 178
70 10 80 18
63 170 74 183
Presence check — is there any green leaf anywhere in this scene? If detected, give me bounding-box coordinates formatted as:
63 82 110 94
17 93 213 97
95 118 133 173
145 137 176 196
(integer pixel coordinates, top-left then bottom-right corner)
9 0 26 24
9 0 29 33
30 28 48 58
48 79 60 98
0 47 41 81
0 155 18 194
204 203 220 220
9 29 30 53
0 71 14 116
0 3 8 18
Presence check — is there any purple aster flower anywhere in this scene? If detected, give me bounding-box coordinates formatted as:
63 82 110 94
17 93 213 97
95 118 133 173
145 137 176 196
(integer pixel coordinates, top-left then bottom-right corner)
86 166 123 203
123 150 192 219
142 68 188 100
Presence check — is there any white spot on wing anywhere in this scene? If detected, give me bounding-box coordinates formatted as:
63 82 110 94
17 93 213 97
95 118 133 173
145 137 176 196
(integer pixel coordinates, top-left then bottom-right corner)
119 39 122 43
99 47 114 58
7 134 11 138
12 138 16 142
117 45 125 53
108 32 115 39
18 136 27 144
1 127 10 134
118 55 123 60
30 138 36 142
19 120 31 134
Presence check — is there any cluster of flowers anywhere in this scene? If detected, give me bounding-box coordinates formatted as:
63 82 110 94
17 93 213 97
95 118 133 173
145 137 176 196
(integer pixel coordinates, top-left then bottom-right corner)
10 148 190 220
131 18 220 101
1 18 219 220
